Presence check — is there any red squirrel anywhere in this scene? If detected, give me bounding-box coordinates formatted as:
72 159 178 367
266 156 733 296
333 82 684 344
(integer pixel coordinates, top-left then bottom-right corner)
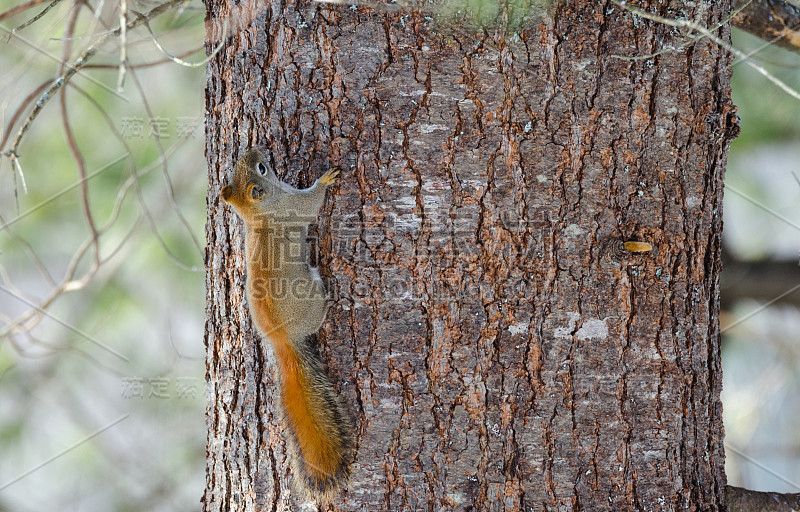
221 149 351 502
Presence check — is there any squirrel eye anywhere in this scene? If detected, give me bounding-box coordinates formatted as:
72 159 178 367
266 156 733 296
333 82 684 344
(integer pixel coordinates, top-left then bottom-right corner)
248 183 265 200
257 162 267 176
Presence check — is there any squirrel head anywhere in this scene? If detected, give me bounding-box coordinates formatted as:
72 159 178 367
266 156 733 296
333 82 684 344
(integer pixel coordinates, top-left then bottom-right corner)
221 148 282 218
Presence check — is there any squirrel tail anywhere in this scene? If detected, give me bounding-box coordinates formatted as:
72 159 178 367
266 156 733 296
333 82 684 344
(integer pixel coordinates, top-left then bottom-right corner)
273 331 352 502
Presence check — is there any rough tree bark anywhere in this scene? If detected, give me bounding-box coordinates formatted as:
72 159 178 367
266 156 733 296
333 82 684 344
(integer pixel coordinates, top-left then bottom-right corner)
203 0 738 510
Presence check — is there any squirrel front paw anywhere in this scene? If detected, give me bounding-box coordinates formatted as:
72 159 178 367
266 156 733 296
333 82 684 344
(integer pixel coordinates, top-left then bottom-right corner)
319 168 340 186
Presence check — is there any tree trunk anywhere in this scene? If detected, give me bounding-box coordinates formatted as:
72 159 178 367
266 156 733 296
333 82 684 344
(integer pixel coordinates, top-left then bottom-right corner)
203 1 738 510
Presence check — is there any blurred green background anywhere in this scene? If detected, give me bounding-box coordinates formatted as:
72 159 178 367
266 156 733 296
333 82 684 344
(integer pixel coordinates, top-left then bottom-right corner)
0 2 798 510
722 29 800 495
0 1 206 509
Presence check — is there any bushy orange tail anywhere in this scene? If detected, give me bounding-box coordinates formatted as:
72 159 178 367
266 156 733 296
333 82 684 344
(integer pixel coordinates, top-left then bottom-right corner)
271 330 352 501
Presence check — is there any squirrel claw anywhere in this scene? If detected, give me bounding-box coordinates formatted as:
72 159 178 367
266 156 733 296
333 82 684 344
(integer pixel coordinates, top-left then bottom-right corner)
319 168 340 185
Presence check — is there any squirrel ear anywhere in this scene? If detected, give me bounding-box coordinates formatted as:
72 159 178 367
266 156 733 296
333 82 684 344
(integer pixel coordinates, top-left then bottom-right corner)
221 185 232 202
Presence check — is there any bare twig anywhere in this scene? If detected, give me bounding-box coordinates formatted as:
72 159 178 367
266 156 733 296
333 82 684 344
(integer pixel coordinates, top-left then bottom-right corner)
12 0 67 32
0 414 130 491
610 0 753 61
1 129 200 355
0 25 127 101
0 80 49 151
0 0 48 24
118 0 128 91
0 154 127 231
1 0 191 166
9 152 26 193
83 46 205 69
0 214 58 287
129 68 203 256
57 1 102 268
142 16 227 67
727 445 800 491
733 28 800 68
733 0 800 54
612 0 800 101
89 0 108 40
0 285 129 362
68 82 202 271
60 89 101 265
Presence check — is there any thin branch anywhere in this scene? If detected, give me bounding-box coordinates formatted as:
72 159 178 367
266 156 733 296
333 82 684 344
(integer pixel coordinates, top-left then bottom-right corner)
1 0 191 165
1 321 65 358
0 0 48 23
1 233 99 338
727 184 800 232
87 0 108 45
0 285 129 362
0 154 127 231
0 214 58 288
732 26 800 69
0 414 130 492
15 324 74 357
0 260 32 302
121 145 203 272
60 88 101 265
721 281 800 334
142 16 227 67
128 68 203 255
10 151 26 193
57 1 102 268
117 0 128 90
67 82 202 271
0 25 127 102
612 0 800 101
13 328 125 376
727 444 800 489
0 138 199 350
732 0 800 54
610 0 753 61
0 80 49 151
100 213 142 264
47 9 202 48
12 0 67 32
83 46 205 69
